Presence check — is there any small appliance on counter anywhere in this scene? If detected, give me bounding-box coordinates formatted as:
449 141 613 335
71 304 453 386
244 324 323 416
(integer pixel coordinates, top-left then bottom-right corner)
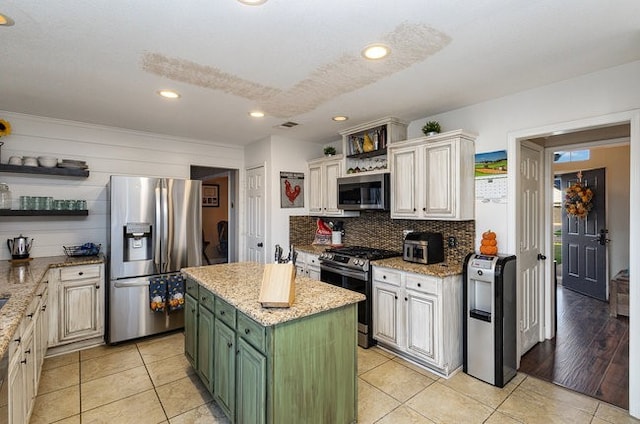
7 234 33 260
403 231 444 264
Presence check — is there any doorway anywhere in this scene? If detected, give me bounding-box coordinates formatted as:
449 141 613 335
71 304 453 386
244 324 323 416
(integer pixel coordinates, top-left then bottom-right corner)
190 165 239 264
509 111 638 416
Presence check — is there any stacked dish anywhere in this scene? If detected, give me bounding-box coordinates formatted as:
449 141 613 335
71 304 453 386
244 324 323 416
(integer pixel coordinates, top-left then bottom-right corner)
58 159 88 169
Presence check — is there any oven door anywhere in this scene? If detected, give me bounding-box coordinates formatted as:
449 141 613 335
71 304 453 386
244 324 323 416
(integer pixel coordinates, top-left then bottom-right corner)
320 262 369 347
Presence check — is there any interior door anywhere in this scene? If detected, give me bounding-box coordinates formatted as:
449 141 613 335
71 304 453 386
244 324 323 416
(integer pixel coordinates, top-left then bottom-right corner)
560 168 607 300
246 165 266 263
519 143 544 355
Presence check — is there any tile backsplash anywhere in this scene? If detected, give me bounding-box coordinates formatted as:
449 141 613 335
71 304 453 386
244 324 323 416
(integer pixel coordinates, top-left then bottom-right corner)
290 212 475 264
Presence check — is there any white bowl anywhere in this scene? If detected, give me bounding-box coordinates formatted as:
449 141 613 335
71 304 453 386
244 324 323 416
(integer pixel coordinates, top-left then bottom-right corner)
38 156 58 168
23 157 38 167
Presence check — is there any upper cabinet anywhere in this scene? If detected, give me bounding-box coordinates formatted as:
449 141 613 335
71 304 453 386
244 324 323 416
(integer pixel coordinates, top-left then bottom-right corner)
308 155 358 217
339 117 408 175
388 130 476 221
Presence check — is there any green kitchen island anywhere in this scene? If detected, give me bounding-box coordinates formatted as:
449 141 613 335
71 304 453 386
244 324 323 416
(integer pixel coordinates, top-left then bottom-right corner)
181 262 365 424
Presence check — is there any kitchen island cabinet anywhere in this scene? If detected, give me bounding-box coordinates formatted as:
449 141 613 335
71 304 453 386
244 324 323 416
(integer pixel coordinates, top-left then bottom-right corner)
182 262 364 424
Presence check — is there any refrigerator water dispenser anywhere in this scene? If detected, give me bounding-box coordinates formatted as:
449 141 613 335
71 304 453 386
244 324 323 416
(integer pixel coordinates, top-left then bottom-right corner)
124 222 152 262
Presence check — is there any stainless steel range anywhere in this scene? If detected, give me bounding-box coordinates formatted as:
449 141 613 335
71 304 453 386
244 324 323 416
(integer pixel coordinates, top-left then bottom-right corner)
319 246 401 348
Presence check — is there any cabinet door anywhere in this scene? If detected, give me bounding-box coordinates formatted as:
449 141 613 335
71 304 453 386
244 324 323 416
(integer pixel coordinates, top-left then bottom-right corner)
22 322 36 418
405 290 439 365
390 147 419 218
423 142 455 218
308 164 323 214
372 282 402 347
9 350 25 424
184 294 198 367
58 278 101 343
197 304 215 393
36 286 49 373
323 160 342 214
214 319 236 421
236 337 266 424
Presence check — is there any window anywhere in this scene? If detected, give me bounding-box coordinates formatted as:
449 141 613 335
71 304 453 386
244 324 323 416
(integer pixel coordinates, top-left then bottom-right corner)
553 150 590 163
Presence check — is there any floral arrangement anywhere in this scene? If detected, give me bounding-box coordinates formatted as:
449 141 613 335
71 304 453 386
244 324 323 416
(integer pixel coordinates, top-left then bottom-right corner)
0 119 11 137
564 180 593 219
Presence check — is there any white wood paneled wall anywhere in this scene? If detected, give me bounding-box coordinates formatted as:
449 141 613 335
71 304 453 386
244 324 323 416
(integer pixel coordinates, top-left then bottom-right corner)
0 111 244 260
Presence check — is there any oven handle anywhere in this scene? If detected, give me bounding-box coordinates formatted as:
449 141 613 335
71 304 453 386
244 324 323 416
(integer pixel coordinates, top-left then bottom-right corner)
320 263 367 281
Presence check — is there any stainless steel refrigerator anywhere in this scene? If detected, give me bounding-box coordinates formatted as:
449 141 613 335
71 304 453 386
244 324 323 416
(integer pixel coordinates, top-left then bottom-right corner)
108 175 202 343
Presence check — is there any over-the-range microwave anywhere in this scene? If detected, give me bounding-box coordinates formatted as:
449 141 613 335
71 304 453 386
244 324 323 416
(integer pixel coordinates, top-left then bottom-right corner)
337 173 390 211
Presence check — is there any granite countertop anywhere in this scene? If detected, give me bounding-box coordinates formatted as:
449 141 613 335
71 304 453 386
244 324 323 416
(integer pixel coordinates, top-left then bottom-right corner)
0 255 105 358
181 262 365 327
294 245 330 255
372 257 463 277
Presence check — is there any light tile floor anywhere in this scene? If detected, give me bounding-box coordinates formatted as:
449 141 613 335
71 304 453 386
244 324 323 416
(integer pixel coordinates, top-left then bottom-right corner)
30 332 639 424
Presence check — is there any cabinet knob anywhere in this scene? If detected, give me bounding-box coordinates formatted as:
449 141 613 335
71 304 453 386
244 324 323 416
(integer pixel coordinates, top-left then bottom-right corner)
42 305 47 311
25 349 31 355
95 285 100 289
227 342 233 348
394 295 398 300
417 283 421 287
413 208 416 212
14 337 21 344
27 313 34 318
20 359 27 364
422 207 426 211
220 311 225 316
78 272 84 276
405 297 408 301
245 328 250 335
383 275 386 279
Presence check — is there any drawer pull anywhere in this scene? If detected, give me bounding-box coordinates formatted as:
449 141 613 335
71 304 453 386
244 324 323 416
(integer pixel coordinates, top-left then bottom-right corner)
27 313 34 318
25 349 31 355
14 337 21 344
20 359 27 364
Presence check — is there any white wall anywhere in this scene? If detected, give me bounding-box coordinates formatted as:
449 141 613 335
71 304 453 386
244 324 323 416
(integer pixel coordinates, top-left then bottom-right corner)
0 111 244 260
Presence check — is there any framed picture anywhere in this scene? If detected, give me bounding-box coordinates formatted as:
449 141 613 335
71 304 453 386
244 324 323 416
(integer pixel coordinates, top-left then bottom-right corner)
280 171 304 208
202 184 219 207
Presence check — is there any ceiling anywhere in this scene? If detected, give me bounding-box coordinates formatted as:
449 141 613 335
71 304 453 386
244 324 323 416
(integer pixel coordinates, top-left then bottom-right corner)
1 1 638 147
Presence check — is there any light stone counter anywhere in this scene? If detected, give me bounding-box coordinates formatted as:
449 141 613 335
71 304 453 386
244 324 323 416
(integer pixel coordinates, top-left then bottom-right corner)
0 255 105 358
181 262 365 327
372 257 464 277
294 244 330 256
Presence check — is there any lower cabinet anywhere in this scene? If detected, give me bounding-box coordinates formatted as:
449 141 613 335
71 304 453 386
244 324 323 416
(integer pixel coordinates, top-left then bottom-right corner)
9 281 48 424
372 266 462 377
48 263 104 351
185 278 357 424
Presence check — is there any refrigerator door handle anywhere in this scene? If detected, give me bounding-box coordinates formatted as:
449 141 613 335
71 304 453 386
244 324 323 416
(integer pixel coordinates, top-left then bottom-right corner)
160 180 169 274
154 184 162 274
113 281 151 288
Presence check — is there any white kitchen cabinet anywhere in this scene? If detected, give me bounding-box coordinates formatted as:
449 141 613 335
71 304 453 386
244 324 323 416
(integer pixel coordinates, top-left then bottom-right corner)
48 263 104 351
295 251 320 281
389 130 476 220
372 266 462 377
9 282 47 424
308 155 358 217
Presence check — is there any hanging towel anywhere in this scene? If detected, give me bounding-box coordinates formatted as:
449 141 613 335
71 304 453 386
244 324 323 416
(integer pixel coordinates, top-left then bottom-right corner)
149 276 167 312
167 274 186 312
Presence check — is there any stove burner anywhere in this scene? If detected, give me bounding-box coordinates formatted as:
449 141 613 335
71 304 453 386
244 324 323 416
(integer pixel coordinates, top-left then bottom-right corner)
324 246 401 261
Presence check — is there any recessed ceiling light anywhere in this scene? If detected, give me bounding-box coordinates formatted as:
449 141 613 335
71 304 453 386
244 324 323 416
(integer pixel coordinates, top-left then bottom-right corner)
0 14 15 26
332 116 348 122
362 44 390 60
237 0 268 5
157 90 181 99
249 111 265 118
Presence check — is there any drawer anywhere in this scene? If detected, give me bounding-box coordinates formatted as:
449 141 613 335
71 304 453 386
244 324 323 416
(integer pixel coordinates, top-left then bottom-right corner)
59 264 101 281
237 312 266 352
372 267 402 286
185 279 199 298
406 273 438 295
199 287 215 312
215 297 236 328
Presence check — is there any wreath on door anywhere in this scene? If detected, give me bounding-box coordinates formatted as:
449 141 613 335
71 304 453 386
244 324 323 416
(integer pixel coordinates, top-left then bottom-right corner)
564 172 594 219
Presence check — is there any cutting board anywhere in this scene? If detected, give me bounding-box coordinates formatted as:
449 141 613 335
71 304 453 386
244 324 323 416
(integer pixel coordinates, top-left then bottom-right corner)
259 263 296 308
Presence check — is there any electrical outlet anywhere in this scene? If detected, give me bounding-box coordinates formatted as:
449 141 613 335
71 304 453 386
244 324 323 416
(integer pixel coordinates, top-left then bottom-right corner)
448 236 457 248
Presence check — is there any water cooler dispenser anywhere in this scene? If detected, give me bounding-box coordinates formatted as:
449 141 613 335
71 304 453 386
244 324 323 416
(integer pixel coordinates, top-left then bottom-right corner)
463 253 517 387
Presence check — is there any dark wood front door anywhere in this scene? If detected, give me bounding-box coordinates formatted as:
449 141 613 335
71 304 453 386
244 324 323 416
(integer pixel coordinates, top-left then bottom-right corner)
560 168 607 300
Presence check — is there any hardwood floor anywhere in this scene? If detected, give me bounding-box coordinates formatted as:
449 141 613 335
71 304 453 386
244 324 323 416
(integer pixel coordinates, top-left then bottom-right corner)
519 285 629 409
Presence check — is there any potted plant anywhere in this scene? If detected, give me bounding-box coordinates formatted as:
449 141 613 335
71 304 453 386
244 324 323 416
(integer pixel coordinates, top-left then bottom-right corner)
323 146 336 156
422 120 441 136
